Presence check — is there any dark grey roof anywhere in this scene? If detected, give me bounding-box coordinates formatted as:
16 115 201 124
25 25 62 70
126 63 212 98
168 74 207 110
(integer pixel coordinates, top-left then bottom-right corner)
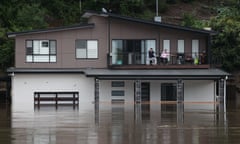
7 11 215 38
84 68 229 80
82 11 216 35
7 23 95 38
7 68 229 80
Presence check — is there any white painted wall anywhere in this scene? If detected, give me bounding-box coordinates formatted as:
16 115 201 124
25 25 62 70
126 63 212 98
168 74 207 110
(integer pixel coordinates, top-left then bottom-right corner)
11 75 215 112
148 80 160 101
184 80 214 102
99 80 215 103
99 80 134 102
11 73 95 112
99 80 111 102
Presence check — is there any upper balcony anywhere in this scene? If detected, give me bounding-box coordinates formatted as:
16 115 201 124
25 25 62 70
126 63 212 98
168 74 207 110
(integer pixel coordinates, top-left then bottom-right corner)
107 52 221 69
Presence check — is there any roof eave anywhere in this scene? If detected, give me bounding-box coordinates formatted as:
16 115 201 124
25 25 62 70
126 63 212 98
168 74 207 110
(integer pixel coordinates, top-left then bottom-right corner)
7 68 230 81
7 23 95 38
7 67 86 74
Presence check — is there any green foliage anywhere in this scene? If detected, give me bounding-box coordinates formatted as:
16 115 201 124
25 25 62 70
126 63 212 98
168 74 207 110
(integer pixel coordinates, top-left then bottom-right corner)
181 13 196 27
181 0 195 3
210 6 240 72
0 2 49 71
40 0 81 25
166 0 177 4
14 4 48 30
181 13 208 29
0 0 240 73
0 40 14 70
120 1 145 17
180 3 240 72
140 10 155 20
158 2 169 13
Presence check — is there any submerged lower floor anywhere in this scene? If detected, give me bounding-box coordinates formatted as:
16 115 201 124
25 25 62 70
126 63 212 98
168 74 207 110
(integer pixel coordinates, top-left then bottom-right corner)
100 79 215 102
10 72 227 111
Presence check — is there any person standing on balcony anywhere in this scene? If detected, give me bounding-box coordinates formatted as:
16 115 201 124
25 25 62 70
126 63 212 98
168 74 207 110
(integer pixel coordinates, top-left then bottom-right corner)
194 53 199 65
160 49 169 64
148 48 156 65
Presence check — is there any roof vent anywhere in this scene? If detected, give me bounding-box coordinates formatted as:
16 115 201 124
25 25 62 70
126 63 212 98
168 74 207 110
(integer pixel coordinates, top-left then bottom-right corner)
154 16 161 22
203 27 212 31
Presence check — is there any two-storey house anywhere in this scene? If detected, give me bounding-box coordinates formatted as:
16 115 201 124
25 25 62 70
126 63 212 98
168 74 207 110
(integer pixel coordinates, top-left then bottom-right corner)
7 11 229 110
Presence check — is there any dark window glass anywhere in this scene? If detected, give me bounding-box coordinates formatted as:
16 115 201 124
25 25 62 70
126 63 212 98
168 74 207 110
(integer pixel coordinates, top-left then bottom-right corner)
112 90 125 96
41 41 49 47
112 81 125 87
49 41 56 54
161 83 177 101
76 40 87 48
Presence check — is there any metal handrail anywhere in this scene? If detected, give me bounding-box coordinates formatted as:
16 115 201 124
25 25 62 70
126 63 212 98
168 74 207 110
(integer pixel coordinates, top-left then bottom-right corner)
108 52 210 65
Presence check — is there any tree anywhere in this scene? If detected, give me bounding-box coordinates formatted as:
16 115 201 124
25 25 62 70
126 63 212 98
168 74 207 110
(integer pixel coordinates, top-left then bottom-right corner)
0 2 48 71
40 0 81 26
1 0 240 73
181 13 208 29
210 6 240 72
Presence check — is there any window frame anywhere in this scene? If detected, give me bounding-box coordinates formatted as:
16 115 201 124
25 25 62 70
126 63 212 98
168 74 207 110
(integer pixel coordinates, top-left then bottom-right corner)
75 39 98 59
111 39 156 65
25 39 57 63
111 81 125 87
111 90 125 96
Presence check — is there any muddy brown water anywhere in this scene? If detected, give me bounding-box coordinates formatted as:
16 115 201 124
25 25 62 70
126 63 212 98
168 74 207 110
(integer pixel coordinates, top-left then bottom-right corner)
1 100 240 144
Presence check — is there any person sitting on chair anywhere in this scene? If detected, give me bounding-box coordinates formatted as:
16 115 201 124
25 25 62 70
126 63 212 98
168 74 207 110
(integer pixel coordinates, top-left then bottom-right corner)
160 49 169 64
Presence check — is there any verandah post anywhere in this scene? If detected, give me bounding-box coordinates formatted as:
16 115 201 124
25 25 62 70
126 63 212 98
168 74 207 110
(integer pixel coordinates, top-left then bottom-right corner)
177 79 184 103
95 78 99 103
135 80 141 103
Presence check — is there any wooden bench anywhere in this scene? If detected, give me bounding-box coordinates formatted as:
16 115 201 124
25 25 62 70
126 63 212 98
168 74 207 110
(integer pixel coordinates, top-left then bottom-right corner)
34 91 79 109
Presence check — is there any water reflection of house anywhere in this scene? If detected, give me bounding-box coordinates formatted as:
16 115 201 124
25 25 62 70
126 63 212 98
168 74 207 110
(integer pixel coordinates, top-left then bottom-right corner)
0 76 11 103
7 11 229 110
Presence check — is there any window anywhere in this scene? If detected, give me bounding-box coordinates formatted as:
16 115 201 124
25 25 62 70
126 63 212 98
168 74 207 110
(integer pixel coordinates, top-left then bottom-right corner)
177 40 184 53
163 40 171 61
161 83 177 101
111 90 125 96
26 40 56 62
76 40 98 59
112 81 125 87
163 40 170 50
111 40 123 64
192 39 199 57
111 39 156 65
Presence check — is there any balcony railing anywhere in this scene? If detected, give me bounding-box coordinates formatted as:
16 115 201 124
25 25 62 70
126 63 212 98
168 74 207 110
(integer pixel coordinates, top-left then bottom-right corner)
108 53 221 68
108 53 208 65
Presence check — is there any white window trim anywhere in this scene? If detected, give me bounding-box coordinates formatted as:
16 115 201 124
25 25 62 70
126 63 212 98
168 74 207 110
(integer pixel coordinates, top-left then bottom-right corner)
76 40 98 59
26 40 56 63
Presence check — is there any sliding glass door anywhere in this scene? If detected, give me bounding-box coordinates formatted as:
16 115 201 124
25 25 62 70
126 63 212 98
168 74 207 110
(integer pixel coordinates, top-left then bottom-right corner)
112 39 156 65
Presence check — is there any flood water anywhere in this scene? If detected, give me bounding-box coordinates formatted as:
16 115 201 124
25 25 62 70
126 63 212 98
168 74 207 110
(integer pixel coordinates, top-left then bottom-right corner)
1 100 240 144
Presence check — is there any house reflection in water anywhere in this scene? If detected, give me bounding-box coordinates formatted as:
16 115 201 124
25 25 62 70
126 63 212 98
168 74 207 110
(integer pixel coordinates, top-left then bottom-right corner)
97 102 228 144
8 102 231 144
0 104 11 144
